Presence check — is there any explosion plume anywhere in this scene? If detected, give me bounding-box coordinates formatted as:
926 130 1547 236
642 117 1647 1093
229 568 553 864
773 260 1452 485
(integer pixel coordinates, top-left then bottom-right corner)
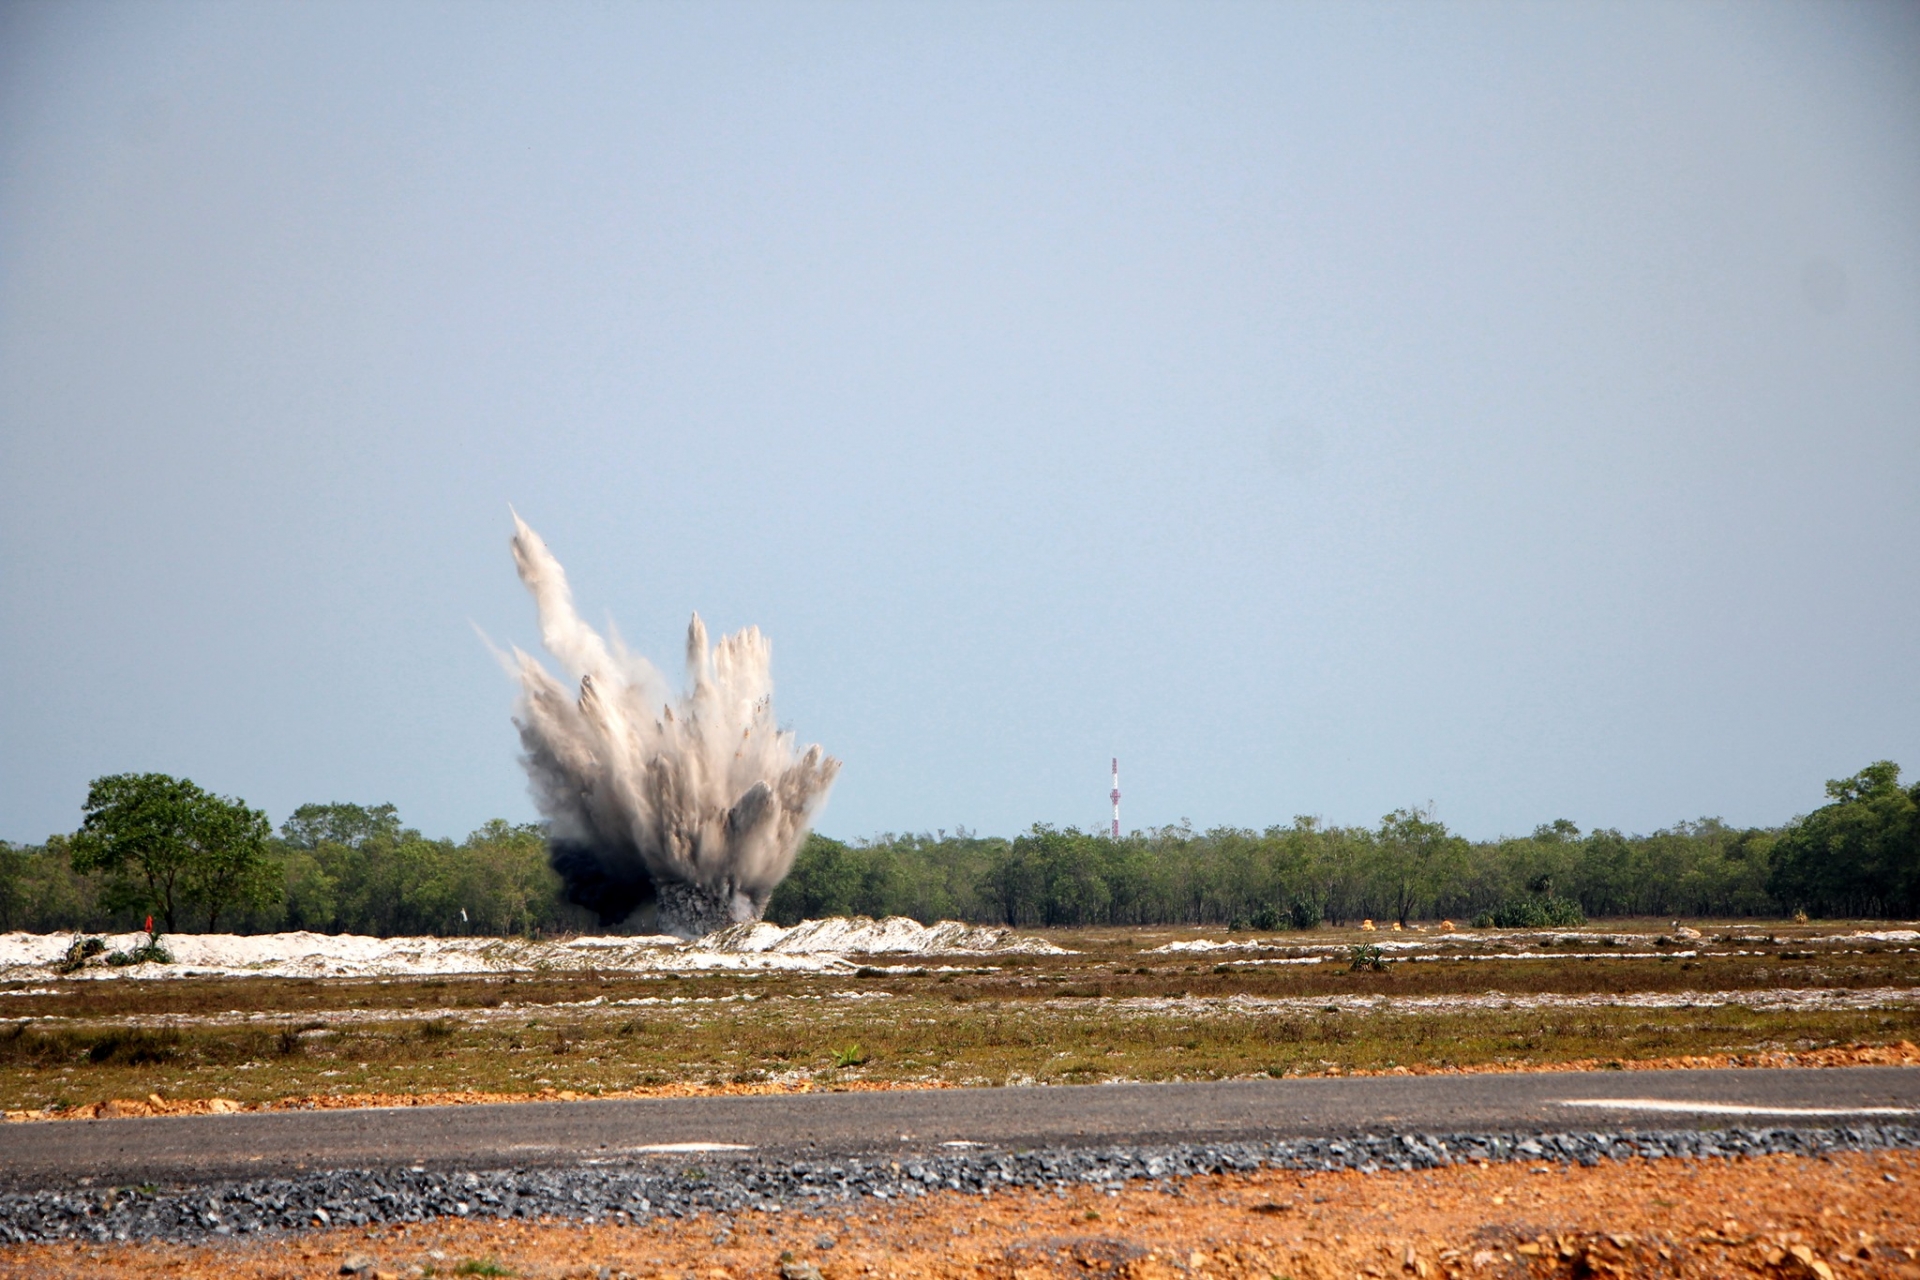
505 514 840 937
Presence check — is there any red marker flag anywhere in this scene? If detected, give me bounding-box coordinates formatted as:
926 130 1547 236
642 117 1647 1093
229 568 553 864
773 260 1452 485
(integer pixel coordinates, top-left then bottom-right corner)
145 915 154 935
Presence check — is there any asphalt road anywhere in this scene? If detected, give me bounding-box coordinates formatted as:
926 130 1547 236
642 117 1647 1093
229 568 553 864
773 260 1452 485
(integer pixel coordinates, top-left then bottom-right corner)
3 1067 1916 1191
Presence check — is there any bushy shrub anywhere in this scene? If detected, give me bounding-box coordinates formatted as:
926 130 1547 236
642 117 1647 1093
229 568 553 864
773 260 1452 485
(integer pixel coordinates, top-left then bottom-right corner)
106 932 172 966
1287 894 1323 930
1488 896 1585 928
1250 904 1283 931
55 935 106 973
1348 943 1386 972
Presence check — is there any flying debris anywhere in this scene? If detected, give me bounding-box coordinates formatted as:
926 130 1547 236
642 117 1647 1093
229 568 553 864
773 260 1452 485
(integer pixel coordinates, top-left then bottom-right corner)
504 514 840 937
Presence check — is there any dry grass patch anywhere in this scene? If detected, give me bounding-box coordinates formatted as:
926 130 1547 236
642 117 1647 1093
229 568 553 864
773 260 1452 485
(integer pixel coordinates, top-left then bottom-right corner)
6 994 1920 1118
5 921 1918 1116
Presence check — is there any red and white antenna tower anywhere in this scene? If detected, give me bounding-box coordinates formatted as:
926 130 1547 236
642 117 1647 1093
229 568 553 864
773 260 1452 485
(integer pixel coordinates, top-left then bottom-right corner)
1110 757 1121 839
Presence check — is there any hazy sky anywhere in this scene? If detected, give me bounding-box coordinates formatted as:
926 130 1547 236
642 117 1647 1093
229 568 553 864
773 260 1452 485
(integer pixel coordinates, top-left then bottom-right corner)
3 1 1917 846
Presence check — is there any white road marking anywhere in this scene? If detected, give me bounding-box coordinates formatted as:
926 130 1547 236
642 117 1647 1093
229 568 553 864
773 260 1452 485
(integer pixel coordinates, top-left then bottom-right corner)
1558 1098 1919 1117
625 1141 753 1153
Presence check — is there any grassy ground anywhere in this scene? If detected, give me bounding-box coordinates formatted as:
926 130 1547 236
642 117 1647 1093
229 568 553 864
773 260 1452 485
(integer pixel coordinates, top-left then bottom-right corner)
3 921 1917 1114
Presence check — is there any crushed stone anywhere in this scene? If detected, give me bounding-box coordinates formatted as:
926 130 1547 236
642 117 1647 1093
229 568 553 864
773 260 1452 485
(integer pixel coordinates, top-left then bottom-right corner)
2 1124 1916 1245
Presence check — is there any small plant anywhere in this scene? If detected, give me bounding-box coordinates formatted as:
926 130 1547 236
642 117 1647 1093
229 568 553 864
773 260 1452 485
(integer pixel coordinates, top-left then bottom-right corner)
454 1260 514 1277
1265 1017 1306 1043
832 1043 869 1068
1347 943 1386 973
419 1019 457 1041
106 933 173 967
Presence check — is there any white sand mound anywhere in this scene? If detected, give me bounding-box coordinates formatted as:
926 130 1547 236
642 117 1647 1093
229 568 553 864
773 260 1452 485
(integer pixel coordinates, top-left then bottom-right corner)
1147 939 1267 953
0 931 692 980
693 916 1071 956
1147 936 1439 954
0 917 1066 981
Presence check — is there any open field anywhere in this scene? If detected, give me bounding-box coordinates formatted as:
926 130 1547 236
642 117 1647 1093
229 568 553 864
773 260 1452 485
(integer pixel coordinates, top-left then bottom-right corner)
4 920 1918 1119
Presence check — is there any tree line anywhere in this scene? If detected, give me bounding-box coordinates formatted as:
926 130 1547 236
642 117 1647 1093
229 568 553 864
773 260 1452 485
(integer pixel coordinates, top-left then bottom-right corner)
0 779 591 937
772 761 1917 927
1 761 1915 935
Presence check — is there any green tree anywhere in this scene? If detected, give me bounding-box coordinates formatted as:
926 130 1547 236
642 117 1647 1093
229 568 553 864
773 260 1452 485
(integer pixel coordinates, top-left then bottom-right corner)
186 799 276 930
1375 806 1469 926
0 842 27 929
980 831 1049 926
1768 761 1920 917
767 833 865 923
281 802 401 851
69 773 278 931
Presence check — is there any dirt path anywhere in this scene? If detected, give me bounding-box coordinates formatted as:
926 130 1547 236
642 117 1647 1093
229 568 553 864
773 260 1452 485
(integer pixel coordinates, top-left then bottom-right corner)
8 1148 1916 1279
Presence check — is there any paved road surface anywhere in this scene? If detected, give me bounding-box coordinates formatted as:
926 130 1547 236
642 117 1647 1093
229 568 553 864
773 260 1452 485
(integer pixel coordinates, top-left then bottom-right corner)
3 1067 1915 1191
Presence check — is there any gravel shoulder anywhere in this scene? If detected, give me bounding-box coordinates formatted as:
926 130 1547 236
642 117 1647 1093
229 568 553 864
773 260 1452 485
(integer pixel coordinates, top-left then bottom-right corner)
3 1138 1915 1278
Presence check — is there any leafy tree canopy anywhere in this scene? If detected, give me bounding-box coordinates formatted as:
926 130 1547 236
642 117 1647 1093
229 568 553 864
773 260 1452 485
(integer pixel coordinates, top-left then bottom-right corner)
1767 761 1920 918
69 773 277 931
281 802 403 851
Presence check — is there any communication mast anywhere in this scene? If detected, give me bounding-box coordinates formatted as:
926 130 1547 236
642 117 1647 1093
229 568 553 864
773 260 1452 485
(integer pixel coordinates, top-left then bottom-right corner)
1110 757 1121 839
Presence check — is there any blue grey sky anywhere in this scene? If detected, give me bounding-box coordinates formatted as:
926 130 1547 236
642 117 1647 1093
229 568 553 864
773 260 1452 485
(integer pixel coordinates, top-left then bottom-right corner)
3 1 1917 846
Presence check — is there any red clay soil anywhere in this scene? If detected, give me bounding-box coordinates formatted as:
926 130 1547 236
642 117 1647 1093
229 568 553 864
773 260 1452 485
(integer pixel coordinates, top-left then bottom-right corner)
6 1147 1916 1280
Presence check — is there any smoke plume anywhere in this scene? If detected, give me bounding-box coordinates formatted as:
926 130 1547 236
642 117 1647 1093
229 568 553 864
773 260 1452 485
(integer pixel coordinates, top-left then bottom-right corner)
505 514 840 937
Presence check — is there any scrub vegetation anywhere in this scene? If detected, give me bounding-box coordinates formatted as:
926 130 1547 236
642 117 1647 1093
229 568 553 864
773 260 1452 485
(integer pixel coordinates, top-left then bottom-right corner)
4 923 1918 1116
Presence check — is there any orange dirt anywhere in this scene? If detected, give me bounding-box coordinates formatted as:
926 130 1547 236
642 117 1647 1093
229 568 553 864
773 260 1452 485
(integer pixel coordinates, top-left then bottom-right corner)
4 1148 1915 1279
1323 1039 1920 1077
